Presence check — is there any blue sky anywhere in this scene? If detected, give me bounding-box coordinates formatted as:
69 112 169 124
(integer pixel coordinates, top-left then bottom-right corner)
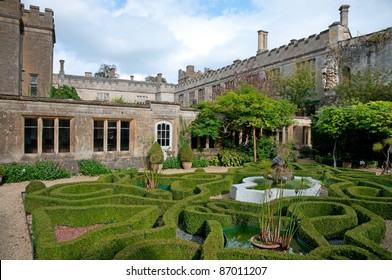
21 0 392 83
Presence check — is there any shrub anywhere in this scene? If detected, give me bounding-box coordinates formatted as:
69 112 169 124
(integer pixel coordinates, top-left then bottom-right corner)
25 181 46 194
179 142 194 162
163 156 181 169
0 165 5 176
50 85 80 100
78 159 111 176
147 142 164 164
4 160 71 183
192 158 209 168
221 149 244 167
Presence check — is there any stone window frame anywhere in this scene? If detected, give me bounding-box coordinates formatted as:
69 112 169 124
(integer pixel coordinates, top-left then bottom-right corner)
23 116 72 155
93 119 133 153
155 120 172 151
29 74 38 96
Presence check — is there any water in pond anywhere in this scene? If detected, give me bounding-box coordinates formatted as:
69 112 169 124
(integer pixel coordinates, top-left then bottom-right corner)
223 225 312 254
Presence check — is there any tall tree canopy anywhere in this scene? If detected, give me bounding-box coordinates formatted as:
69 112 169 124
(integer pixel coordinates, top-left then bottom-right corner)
191 84 296 162
94 64 119 78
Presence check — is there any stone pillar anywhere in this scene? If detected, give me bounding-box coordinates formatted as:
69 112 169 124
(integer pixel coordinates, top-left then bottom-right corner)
257 30 268 53
307 126 312 146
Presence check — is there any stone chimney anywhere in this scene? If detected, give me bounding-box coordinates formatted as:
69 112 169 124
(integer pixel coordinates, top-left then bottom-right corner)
130 75 134 81
257 30 268 53
59 60 65 77
85 72 92 77
157 73 162 83
339 5 350 30
109 67 116 78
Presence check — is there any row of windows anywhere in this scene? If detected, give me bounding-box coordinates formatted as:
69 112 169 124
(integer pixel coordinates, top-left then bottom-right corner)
25 118 70 154
24 118 172 154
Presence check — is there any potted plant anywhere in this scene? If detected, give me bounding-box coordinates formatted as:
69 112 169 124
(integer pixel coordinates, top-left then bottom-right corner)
179 142 194 169
147 142 164 173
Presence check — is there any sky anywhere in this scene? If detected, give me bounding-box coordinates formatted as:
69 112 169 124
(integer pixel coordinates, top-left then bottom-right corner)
21 0 392 83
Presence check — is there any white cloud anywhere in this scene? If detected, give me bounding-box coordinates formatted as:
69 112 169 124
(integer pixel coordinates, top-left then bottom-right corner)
20 0 392 83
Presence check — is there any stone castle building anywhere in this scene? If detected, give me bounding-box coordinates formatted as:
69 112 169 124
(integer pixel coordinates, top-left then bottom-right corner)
1 0 391 168
0 0 196 168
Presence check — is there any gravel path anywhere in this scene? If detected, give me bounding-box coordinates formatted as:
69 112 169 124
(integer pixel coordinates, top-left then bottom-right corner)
0 169 391 260
0 176 98 260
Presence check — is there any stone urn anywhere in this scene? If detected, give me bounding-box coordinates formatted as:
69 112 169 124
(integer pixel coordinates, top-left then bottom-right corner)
181 161 192 170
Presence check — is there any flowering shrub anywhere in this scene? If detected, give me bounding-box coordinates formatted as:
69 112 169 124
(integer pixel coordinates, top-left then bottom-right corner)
4 159 72 183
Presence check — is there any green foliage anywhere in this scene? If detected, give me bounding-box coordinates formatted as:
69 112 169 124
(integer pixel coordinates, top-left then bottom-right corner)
77 159 111 176
163 156 182 169
144 75 168 83
147 142 164 164
221 149 244 167
334 67 392 105
50 85 80 100
191 158 210 168
191 102 223 140
25 181 46 194
111 96 126 103
179 142 194 162
266 62 318 115
0 165 5 176
4 160 71 183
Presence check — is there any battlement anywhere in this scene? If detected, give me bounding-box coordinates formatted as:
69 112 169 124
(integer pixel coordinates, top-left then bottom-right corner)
177 29 330 88
53 73 176 93
21 3 54 30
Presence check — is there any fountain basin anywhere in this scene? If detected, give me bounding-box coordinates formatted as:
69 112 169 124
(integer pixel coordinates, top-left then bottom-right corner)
230 176 322 204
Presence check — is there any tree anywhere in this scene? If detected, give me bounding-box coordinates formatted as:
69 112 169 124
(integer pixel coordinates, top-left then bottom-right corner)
190 102 223 141
50 85 80 100
312 106 348 167
94 64 119 78
266 62 318 116
334 67 392 105
145 75 167 83
373 138 392 174
215 84 296 162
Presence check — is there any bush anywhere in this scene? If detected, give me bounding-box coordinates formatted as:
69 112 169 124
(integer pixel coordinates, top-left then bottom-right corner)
4 160 71 183
78 159 111 176
0 165 5 176
221 149 244 167
163 156 181 169
299 146 314 158
50 85 80 100
25 181 46 194
147 142 164 164
179 142 194 162
192 158 209 168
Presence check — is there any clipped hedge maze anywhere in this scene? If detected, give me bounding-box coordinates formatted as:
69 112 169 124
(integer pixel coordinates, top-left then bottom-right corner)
25 165 392 259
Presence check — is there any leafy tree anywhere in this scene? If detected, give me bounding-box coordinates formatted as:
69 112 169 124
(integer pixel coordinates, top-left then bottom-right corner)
145 75 167 83
94 64 119 78
215 84 296 162
190 102 223 141
312 106 348 167
50 85 80 100
266 62 318 116
334 67 392 105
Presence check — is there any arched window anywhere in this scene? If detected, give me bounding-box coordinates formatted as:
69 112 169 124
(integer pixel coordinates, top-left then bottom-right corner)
155 121 172 149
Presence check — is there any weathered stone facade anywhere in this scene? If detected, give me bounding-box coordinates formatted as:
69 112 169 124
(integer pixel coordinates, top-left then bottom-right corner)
0 95 196 168
0 0 54 97
53 62 176 104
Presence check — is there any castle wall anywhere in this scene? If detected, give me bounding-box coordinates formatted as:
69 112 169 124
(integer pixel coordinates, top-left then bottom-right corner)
338 28 392 75
0 0 22 96
21 5 55 97
53 74 176 103
0 95 197 168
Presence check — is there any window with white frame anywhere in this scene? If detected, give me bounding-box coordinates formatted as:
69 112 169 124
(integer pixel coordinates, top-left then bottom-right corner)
155 121 172 149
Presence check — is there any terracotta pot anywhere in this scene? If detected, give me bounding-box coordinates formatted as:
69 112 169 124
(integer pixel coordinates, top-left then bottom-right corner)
342 162 352 168
250 235 281 250
181 161 192 170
